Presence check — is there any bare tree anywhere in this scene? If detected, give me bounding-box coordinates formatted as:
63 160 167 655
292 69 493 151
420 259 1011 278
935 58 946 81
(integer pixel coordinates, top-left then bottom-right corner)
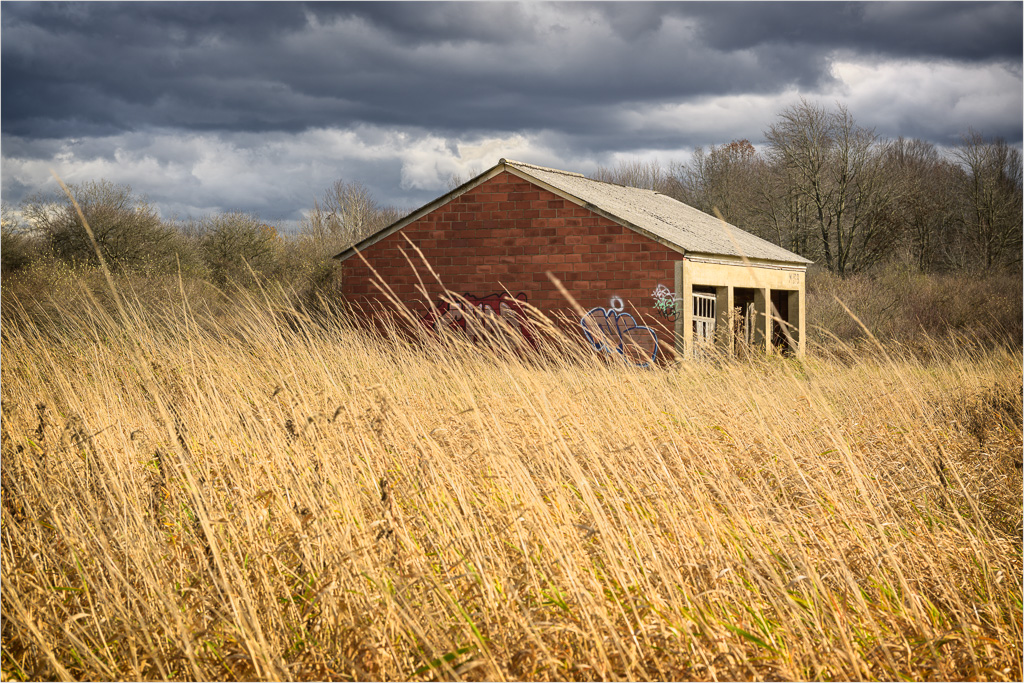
758 158 817 258
1 201 24 233
592 159 671 192
446 166 481 190
882 138 964 272
764 100 896 276
954 131 1023 270
671 140 768 233
1 201 38 274
299 179 402 259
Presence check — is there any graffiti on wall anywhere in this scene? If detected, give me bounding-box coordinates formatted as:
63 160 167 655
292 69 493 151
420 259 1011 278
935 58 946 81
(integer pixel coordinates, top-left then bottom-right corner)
580 307 659 367
609 295 624 312
652 284 676 321
422 292 537 347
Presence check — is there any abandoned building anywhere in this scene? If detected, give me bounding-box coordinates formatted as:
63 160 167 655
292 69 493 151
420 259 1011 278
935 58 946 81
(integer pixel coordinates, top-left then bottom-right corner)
335 159 811 364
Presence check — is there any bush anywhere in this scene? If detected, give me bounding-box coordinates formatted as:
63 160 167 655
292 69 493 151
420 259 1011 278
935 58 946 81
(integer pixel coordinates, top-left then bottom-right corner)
1 202 40 275
193 212 283 287
808 264 1023 349
1 228 37 277
20 180 187 274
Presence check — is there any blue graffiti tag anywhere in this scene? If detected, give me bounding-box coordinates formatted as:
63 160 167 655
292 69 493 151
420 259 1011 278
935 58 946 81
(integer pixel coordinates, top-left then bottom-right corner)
580 307 659 367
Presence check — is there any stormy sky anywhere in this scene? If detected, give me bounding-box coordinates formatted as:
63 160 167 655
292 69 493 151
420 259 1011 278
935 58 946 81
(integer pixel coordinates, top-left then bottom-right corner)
2 1 1021 229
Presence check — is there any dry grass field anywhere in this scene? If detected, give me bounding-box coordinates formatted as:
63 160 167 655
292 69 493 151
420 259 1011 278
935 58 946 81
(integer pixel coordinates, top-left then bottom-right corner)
1 277 1021 681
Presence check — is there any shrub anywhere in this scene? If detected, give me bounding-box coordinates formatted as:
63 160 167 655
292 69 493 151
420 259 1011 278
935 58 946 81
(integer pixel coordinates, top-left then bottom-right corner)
20 180 185 274
807 264 1023 348
193 212 283 287
1 206 39 275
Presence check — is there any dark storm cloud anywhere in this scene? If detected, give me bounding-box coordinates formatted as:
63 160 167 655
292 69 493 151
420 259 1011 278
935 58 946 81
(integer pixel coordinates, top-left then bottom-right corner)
310 2 543 45
684 2 1022 62
2 2 1020 225
4 2 1018 144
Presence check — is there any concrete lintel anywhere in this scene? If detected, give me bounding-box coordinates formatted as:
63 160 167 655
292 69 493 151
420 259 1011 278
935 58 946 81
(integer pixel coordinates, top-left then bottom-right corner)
684 254 810 270
681 257 804 290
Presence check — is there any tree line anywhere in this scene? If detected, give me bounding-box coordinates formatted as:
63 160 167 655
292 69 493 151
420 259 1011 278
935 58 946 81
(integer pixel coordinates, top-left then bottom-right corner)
1 178 404 293
595 100 1022 276
2 99 1020 290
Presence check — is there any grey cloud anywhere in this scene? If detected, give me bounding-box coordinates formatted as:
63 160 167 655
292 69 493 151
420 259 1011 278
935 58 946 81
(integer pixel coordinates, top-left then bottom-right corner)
573 3 667 41
684 2 1022 62
2 1 1021 224
310 2 541 46
2 1 308 45
4 1 985 142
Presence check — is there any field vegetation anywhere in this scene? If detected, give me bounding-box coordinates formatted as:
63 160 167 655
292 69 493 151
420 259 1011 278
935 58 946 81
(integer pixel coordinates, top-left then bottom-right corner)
2 261 1021 680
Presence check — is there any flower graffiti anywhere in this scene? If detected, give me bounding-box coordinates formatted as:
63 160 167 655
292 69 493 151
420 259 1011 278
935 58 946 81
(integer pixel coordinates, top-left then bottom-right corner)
580 307 659 367
652 284 676 321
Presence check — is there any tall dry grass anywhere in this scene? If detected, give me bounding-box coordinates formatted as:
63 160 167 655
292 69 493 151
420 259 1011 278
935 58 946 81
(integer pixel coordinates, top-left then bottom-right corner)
1 276 1021 681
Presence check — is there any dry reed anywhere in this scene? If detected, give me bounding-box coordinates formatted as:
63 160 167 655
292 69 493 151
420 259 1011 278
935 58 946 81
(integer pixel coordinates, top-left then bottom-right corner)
1 275 1021 681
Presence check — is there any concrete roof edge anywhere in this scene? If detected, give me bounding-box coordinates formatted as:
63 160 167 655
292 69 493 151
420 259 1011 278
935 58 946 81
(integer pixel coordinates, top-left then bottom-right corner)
685 253 813 268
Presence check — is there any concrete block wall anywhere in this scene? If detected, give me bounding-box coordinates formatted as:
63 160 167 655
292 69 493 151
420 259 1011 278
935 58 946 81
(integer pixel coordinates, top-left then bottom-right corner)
341 171 681 347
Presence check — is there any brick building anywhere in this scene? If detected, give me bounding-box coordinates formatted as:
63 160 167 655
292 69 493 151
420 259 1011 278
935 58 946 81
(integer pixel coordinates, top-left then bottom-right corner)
335 159 810 364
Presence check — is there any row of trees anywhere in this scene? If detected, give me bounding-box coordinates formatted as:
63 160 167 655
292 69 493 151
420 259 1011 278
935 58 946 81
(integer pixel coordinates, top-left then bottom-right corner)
1 179 403 289
3 100 1020 288
597 100 1022 275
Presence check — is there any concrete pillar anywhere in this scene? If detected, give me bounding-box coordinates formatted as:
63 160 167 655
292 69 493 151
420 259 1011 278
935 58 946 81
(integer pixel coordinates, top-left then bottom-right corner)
674 260 694 359
714 285 734 357
753 287 771 353
788 289 805 357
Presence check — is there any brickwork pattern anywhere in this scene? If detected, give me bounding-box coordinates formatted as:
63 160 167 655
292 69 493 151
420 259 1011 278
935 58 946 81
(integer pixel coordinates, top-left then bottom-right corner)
341 171 680 345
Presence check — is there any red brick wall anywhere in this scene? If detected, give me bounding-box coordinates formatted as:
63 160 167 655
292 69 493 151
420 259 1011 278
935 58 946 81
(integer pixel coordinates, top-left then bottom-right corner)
340 171 681 349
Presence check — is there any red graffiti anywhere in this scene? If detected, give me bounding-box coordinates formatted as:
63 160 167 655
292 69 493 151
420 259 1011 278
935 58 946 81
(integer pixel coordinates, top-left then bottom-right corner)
422 292 537 348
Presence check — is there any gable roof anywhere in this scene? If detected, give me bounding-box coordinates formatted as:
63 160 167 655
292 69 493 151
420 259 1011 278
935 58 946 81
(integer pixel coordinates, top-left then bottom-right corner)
334 159 811 265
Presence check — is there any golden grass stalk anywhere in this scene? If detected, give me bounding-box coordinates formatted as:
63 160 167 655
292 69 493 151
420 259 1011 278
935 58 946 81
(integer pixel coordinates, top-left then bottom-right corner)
1 255 1021 681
